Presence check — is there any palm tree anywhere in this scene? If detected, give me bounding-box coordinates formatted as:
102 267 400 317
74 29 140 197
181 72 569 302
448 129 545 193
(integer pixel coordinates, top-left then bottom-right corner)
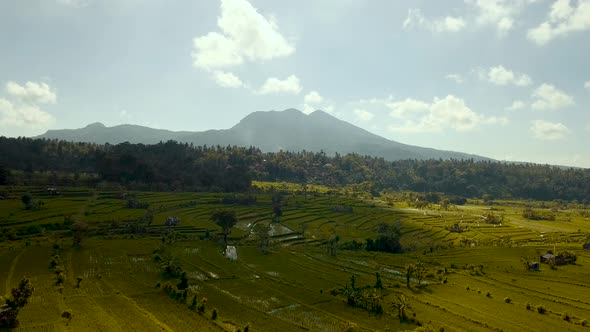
390 294 413 321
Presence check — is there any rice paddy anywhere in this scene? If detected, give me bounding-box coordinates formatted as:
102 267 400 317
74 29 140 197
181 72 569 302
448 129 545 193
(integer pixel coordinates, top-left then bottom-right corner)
1 185 590 331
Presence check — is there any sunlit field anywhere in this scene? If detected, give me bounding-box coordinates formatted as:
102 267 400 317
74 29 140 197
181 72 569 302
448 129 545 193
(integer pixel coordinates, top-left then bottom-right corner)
1 185 590 331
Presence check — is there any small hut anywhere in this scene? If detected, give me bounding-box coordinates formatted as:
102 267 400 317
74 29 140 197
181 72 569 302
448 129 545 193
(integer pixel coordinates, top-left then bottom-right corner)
528 262 540 271
540 253 555 263
165 216 180 226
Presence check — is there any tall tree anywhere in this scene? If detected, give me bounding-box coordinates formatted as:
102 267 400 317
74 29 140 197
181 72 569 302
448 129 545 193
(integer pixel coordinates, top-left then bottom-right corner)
210 210 238 244
390 294 413 321
1 277 34 328
253 223 271 254
0 163 8 185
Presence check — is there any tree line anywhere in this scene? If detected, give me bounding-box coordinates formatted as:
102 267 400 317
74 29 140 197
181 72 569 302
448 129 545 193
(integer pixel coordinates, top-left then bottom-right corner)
1 137 590 202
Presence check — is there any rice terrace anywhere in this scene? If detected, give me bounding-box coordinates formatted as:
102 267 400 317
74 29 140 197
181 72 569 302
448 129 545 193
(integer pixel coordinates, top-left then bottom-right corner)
2 179 590 331
3 0 590 331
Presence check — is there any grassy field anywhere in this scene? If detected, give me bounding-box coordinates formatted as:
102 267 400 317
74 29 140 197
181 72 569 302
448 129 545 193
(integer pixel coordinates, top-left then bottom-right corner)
1 185 590 331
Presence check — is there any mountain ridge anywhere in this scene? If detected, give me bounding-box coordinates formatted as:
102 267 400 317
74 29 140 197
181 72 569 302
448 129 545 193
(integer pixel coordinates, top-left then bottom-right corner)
37 109 490 161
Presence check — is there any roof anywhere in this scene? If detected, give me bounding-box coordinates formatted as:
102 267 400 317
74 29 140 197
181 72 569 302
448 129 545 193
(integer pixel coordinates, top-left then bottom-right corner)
542 254 555 258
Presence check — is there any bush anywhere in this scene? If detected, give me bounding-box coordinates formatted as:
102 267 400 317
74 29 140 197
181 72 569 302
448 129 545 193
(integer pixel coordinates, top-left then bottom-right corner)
522 207 556 221
563 312 570 322
197 298 207 314
525 302 531 310
485 291 491 298
555 251 577 265
504 297 511 303
220 194 256 205
61 310 73 319
536 305 546 314
126 198 149 209
211 308 218 320
56 272 66 285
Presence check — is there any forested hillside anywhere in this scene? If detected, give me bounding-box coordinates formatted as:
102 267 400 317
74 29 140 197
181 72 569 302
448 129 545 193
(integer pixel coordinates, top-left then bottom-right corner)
1 137 589 202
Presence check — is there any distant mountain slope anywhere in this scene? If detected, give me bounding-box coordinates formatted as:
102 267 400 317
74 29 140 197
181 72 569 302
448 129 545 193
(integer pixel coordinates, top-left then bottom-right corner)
37 109 490 161
39 122 195 144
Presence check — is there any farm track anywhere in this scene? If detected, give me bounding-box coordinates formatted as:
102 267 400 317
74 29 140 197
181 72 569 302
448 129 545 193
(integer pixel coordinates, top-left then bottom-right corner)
477 274 590 308
5 248 24 294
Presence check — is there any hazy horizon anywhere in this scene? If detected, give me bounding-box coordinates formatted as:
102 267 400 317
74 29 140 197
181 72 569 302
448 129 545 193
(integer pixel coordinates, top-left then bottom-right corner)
1 0 590 167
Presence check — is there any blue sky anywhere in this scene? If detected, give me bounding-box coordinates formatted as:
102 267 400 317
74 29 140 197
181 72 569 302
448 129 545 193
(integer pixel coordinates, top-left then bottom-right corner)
1 0 589 166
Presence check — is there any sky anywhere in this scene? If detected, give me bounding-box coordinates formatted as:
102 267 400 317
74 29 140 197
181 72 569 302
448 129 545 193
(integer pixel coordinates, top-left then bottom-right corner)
1 0 589 167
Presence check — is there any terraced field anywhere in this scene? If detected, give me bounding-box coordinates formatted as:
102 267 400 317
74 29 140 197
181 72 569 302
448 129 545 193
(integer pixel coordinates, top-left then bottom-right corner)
1 187 590 331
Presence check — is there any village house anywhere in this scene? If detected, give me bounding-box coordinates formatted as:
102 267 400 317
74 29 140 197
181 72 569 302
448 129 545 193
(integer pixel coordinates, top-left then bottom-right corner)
165 216 180 226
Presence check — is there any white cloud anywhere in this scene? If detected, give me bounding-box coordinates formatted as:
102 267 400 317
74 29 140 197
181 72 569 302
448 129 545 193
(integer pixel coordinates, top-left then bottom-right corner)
304 91 324 104
192 0 294 70
467 0 537 35
56 0 89 7
506 100 526 110
531 83 574 110
477 65 532 86
483 116 509 125
258 75 302 95
302 91 335 116
302 104 315 115
584 80 590 90
445 74 464 83
118 109 132 124
388 98 430 118
353 109 375 122
388 95 504 133
528 0 590 45
212 71 243 88
403 8 466 32
0 80 57 135
351 95 396 106
530 119 569 140
6 81 57 104
0 98 55 129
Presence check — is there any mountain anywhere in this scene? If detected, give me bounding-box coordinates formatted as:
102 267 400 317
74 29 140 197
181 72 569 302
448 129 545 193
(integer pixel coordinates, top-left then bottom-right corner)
37 109 490 161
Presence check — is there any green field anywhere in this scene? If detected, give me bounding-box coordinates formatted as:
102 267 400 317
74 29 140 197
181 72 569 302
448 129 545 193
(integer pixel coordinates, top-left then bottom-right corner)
1 186 590 331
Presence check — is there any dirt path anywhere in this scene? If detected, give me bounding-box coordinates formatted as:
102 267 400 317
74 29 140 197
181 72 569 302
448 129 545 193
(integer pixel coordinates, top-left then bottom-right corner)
5 249 24 294
99 278 175 332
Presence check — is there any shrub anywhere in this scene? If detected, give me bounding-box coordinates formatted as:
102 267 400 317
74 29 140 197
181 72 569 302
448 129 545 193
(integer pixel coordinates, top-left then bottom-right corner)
211 308 218 320
197 297 207 314
485 291 491 298
525 302 531 310
504 297 511 303
580 319 587 327
61 310 73 319
563 312 571 322
56 272 66 285
522 207 555 221
536 305 546 314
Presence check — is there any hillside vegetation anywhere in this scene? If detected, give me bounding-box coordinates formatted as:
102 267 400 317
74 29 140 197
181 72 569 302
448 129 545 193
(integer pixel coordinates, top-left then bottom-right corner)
2 137 590 201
